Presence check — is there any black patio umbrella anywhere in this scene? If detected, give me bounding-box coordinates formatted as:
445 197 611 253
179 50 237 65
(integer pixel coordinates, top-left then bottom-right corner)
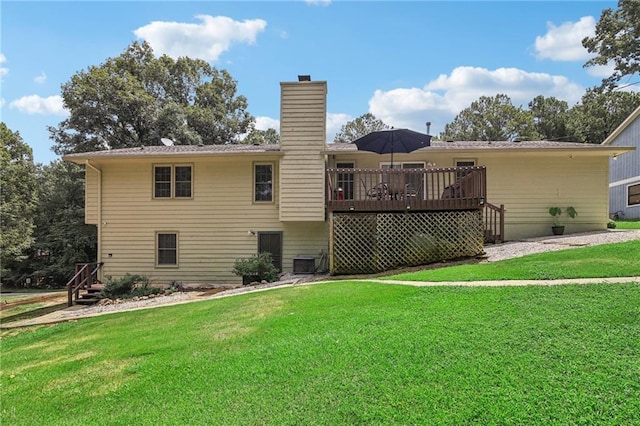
353 128 432 167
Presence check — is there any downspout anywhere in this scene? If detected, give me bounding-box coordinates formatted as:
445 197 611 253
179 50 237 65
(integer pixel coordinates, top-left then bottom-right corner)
85 160 102 277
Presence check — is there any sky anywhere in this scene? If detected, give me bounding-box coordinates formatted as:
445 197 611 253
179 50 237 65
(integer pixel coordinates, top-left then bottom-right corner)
0 0 624 164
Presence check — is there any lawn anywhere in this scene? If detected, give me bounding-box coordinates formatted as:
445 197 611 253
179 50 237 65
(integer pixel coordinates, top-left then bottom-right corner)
615 219 640 230
2 280 640 425
387 240 640 282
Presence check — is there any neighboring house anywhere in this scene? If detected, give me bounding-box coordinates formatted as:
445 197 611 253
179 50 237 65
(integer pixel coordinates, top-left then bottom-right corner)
602 105 640 219
64 79 632 286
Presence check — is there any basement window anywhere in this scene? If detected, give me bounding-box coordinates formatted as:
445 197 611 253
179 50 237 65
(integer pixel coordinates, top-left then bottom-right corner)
157 233 178 266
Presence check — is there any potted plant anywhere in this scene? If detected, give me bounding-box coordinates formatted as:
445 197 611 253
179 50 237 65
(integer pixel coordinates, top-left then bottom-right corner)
548 206 577 235
232 252 279 285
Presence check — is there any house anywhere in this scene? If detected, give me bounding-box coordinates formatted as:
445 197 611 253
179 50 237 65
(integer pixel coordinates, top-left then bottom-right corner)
64 79 632 287
602 105 640 219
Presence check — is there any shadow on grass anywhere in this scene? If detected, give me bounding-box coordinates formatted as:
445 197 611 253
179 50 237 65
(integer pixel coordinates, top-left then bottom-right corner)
1 303 69 324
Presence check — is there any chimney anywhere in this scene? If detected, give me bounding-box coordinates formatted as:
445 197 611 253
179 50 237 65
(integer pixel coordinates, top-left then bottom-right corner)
426 121 431 135
278 78 327 222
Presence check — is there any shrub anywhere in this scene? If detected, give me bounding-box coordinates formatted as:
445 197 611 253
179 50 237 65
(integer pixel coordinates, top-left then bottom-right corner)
607 220 617 229
101 274 161 299
232 253 279 284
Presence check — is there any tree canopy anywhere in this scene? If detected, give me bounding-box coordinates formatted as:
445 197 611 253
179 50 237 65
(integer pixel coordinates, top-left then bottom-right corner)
29 161 97 285
333 113 390 143
565 88 640 143
50 41 254 155
583 0 640 90
439 94 539 142
1 123 38 277
242 127 280 145
528 96 570 141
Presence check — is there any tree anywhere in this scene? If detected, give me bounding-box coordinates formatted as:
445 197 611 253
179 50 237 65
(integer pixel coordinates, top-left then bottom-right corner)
242 127 280 145
582 0 640 90
333 113 390 143
27 161 97 286
528 96 570 141
0 123 38 280
439 94 540 141
50 41 254 155
565 88 640 143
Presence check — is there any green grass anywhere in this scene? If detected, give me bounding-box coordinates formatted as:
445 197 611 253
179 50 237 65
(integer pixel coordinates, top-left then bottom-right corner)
2 281 640 425
387 240 640 282
615 219 640 230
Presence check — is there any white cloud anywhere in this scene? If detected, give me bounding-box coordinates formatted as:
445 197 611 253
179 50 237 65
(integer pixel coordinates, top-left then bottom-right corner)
134 15 267 62
368 66 584 136
9 95 67 115
326 112 352 142
535 16 595 61
586 63 616 78
0 98 5 108
0 53 8 77
34 72 47 84
254 116 280 132
306 0 331 6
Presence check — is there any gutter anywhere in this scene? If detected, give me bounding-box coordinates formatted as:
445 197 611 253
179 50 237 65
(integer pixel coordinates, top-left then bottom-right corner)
85 160 102 271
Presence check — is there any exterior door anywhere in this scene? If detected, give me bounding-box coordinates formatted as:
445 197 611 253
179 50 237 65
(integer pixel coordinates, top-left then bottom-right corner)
258 232 282 272
336 162 355 200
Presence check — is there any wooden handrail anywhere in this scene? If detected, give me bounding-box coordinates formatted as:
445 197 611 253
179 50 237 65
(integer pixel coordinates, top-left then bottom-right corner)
66 262 104 306
484 203 505 243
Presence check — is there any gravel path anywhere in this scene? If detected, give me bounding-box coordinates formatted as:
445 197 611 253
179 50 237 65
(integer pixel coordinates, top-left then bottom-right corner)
483 229 640 261
3 229 639 329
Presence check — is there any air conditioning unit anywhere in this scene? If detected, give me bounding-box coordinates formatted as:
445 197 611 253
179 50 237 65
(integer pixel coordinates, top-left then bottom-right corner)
293 256 315 274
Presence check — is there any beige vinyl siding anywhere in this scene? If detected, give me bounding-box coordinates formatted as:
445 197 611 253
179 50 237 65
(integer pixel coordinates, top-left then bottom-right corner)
279 81 327 221
480 155 609 240
94 156 328 286
85 166 99 225
333 151 611 241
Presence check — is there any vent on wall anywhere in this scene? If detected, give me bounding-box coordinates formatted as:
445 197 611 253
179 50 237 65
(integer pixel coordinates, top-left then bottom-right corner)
293 256 315 274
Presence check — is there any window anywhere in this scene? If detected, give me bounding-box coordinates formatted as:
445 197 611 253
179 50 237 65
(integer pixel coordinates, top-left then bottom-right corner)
154 165 192 199
628 183 640 206
157 233 177 266
254 163 273 202
336 162 355 200
455 159 476 179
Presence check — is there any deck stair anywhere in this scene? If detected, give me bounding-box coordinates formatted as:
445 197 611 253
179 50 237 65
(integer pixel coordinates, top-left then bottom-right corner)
74 284 103 305
66 262 104 306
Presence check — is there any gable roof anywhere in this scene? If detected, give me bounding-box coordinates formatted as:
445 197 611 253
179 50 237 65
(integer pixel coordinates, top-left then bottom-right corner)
602 105 640 145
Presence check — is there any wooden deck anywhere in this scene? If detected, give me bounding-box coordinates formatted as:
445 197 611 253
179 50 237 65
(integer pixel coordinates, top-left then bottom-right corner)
326 166 487 212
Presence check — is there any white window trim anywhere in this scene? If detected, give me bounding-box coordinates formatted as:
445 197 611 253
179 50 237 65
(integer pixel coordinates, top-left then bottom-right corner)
626 181 640 208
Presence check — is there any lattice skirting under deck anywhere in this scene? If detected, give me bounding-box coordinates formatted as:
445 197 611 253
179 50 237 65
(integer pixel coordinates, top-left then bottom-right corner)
330 211 484 275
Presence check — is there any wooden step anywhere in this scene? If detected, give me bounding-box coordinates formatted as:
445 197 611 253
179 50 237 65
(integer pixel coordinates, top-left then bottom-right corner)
75 298 100 305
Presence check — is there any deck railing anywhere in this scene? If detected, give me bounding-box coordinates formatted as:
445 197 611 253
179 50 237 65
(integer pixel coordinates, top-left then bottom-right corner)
326 166 487 212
